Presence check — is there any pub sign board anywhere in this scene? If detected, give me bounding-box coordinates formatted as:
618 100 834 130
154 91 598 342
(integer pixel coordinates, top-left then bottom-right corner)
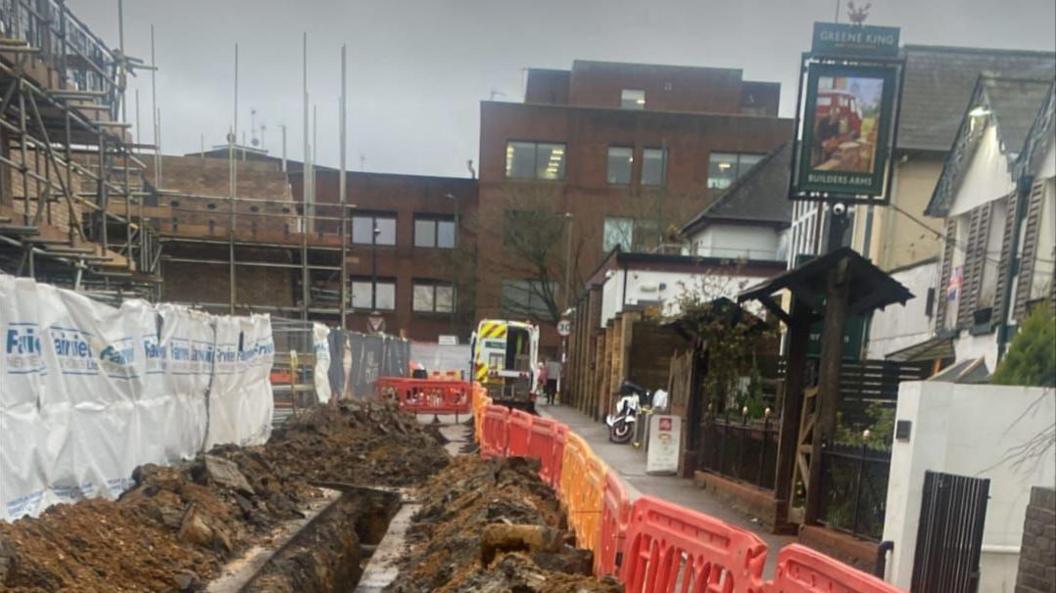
790 22 904 205
796 63 898 196
812 22 900 57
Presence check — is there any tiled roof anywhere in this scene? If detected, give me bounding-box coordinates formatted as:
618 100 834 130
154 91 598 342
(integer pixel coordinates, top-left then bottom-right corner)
681 143 792 236
898 45 1055 152
925 76 1053 216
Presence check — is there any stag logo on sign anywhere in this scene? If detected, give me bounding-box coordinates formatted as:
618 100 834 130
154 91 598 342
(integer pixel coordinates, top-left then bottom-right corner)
5 322 45 374
48 326 98 375
99 337 137 379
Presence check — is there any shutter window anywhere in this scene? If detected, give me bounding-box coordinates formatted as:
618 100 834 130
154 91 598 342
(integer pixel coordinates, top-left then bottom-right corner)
991 191 1018 330
935 219 957 330
1014 181 1046 320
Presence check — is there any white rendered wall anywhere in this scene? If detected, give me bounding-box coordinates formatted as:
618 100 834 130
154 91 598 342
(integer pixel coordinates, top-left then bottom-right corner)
883 382 1056 592
866 260 938 358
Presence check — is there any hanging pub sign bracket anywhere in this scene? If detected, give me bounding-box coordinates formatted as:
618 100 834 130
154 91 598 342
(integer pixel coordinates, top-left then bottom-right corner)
789 22 906 206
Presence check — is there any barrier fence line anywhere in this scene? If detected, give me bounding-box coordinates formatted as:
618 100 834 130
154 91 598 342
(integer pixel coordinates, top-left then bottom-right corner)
469 381 911 593
376 377 472 415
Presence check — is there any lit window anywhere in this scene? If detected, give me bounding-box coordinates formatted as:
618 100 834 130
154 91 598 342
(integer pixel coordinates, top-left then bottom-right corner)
621 89 646 109
642 148 666 186
413 281 455 313
351 214 396 245
607 146 634 185
707 152 765 190
350 278 396 311
414 216 456 248
505 141 566 180
603 217 634 252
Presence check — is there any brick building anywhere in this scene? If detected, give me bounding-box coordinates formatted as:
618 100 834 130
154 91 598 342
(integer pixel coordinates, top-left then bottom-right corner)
475 60 793 350
294 170 478 341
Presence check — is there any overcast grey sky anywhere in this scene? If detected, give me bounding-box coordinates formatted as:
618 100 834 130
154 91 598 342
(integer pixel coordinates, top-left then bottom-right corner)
71 0 1055 178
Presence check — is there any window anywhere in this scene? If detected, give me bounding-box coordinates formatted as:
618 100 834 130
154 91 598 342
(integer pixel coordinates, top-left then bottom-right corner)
641 148 666 186
413 281 455 313
707 152 766 190
621 89 646 109
501 279 555 319
351 214 396 245
607 146 634 185
602 217 663 253
603 217 634 252
505 141 566 180
350 278 396 311
414 216 456 248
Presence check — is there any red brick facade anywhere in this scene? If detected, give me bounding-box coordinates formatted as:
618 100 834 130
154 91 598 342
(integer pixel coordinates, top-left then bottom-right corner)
476 61 792 349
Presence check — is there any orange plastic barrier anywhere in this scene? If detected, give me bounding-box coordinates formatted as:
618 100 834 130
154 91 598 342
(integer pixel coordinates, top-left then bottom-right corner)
596 470 632 577
559 433 607 554
766 545 903 593
507 409 534 457
376 377 472 415
620 495 768 593
471 384 490 444
480 404 510 459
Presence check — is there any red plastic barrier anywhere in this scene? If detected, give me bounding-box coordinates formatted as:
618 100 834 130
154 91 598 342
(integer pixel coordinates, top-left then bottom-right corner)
376 377 472 414
596 471 632 577
620 495 768 593
480 405 510 459
527 416 560 486
551 423 568 490
766 544 903 593
507 409 533 457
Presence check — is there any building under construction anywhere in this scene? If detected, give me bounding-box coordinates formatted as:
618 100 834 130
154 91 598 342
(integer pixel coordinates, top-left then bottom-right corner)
0 2 477 341
0 0 157 302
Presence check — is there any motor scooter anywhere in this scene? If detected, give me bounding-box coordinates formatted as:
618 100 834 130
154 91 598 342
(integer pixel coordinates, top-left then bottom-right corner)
605 380 666 444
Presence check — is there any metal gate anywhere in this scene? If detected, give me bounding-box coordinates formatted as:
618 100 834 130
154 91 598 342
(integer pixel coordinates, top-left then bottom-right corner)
911 471 990 593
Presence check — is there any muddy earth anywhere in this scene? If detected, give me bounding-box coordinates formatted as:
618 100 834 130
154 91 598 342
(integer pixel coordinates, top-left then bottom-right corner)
385 455 623 593
0 401 446 593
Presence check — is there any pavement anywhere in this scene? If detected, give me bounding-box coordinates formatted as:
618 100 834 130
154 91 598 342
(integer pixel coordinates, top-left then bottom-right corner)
537 402 794 577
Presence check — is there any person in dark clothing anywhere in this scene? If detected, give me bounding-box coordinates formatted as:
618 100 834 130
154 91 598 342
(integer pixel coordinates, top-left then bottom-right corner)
814 110 843 164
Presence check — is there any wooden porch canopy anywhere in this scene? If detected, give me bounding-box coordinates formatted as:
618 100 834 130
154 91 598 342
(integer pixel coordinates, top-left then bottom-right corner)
735 247 913 529
737 247 913 321
664 296 770 341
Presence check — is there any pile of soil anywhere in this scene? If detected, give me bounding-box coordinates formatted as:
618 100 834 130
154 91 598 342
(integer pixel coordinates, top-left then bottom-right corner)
385 456 622 593
266 400 449 487
0 400 447 593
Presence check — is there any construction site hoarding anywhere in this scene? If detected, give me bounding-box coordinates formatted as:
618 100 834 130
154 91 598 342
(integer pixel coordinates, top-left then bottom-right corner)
0 274 274 520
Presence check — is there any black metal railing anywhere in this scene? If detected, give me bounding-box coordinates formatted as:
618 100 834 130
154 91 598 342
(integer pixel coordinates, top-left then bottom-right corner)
818 443 892 541
700 411 779 490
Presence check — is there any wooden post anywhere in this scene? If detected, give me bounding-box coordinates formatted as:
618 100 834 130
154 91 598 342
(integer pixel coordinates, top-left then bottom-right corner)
774 297 814 527
804 256 851 525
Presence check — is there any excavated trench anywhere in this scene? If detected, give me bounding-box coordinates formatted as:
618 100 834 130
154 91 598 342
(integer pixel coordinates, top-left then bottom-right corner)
208 485 404 593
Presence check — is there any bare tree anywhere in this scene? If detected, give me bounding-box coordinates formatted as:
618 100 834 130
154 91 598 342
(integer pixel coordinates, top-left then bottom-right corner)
475 184 587 324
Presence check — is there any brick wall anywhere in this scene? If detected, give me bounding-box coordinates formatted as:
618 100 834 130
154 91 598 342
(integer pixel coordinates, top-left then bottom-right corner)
1016 486 1056 593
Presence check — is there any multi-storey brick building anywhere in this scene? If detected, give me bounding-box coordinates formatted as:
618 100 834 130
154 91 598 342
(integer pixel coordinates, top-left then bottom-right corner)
475 60 793 350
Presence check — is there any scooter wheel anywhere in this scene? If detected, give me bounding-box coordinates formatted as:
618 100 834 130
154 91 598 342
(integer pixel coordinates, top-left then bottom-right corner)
610 420 634 444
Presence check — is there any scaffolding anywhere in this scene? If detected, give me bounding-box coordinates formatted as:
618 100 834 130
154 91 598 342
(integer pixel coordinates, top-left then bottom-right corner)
151 184 352 322
0 0 160 302
0 3 355 322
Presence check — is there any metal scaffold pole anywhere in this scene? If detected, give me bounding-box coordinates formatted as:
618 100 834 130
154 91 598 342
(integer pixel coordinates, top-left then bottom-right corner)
339 44 349 330
228 43 239 314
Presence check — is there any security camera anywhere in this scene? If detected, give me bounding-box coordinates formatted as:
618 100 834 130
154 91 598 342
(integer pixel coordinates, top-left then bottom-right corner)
832 202 847 216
